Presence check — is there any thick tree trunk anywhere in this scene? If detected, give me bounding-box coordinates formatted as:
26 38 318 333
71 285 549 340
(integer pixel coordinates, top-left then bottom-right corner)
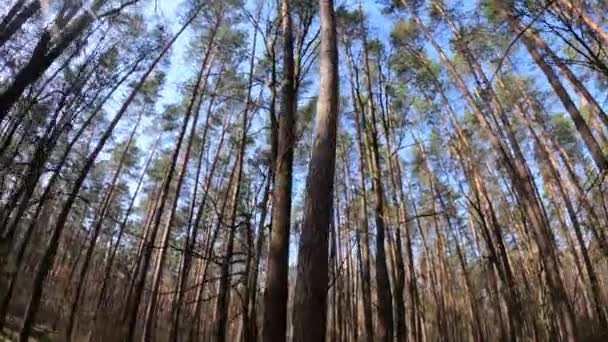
292 0 339 340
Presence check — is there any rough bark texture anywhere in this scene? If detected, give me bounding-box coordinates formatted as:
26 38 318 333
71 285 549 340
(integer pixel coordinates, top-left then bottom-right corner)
292 0 339 340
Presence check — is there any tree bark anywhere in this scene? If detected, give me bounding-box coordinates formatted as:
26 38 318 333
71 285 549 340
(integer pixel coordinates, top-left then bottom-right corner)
292 0 339 340
262 0 296 340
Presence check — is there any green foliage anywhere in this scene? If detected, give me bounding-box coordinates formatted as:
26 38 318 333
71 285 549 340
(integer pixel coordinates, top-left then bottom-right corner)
550 113 580 155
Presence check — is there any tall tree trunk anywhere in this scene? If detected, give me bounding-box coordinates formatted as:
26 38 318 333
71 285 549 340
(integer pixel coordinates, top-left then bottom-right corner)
0 57 139 331
262 0 296 339
190 153 237 342
91 136 159 332
359 17 394 342
292 0 339 340
169 66 224 342
508 71 608 256
244 170 271 342
65 110 143 340
186 114 233 342
142 34 217 342
213 23 257 342
512 83 608 330
412 11 578 341
16 9 206 335
345 50 374 342
377 58 408 342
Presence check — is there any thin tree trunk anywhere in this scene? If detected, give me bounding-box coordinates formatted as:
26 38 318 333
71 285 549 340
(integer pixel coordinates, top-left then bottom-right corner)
169 65 224 342
66 110 143 340
521 101 608 330
345 53 374 342
0 57 139 331
91 136 159 332
190 154 237 342
500 3 608 171
359 16 394 342
213 23 257 342
262 0 296 339
413 12 578 341
187 116 234 342
142 37 217 342
377 60 408 342
16 11 205 335
244 170 271 342
556 0 608 45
